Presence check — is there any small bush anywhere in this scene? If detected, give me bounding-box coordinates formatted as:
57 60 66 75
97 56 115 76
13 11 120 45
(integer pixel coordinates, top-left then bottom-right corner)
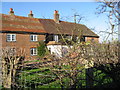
37 41 48 58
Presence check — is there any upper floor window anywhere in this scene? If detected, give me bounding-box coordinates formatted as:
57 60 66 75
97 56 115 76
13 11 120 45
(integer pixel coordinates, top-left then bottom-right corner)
30 35 38 41
80 37 85 42
91 38 94 42
7 34 16 42
53 35 58 42
66 35 72 41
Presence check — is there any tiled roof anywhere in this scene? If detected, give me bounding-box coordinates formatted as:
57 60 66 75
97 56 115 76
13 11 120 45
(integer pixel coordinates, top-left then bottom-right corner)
1 14 99 37
0 14 46 33
39 19 99 37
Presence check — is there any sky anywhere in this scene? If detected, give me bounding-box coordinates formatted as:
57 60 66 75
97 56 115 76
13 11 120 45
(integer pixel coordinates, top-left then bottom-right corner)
1 0 96 2
1 1 117 42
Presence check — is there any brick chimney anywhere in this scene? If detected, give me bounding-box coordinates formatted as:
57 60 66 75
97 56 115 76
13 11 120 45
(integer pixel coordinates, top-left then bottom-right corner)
28 10 34 18
9 8 14 15
54 10 59 23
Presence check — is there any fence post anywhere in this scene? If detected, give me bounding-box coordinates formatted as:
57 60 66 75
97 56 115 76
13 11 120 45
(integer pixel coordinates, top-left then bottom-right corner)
86 68 94 88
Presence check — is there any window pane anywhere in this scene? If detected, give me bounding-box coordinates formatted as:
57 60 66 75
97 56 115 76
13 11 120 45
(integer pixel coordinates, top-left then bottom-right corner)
34 48 37 55
30 48 34 55
35 35 38 41
12 34 16 41
34 35 37 41
30 35 33 41
7 34 11 41
12 35 14 41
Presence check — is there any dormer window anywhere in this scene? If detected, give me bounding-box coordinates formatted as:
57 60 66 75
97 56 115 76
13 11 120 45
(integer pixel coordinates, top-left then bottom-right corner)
7 34 16 42
30 35 38 41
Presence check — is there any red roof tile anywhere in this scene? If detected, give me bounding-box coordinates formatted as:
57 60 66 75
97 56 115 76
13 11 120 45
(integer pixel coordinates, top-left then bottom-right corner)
39 19 99 37
1 14 99 37
1 14 46 33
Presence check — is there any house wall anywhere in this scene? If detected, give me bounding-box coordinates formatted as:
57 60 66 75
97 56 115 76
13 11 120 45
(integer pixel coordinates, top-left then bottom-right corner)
47 45 62 57
85 37 99 43
46 37 99 58
1 33 45 60
47 45 72 57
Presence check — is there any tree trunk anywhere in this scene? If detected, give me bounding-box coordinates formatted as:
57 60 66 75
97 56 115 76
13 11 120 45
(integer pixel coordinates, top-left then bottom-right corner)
2 58 12 88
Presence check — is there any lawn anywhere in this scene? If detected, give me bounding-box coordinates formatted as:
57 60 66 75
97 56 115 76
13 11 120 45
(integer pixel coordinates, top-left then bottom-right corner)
17 60 113 89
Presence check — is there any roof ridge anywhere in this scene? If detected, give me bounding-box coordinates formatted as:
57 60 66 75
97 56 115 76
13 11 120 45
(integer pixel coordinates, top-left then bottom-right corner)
39 18 85 26
1 13 85 26
1 13 39 20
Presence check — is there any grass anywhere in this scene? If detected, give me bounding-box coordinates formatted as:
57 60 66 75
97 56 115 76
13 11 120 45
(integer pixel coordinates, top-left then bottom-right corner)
17 59 113 88
24 60 41 63
0 86 2 89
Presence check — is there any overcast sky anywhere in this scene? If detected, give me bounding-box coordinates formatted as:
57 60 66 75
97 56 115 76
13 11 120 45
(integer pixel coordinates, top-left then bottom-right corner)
1 1 117 42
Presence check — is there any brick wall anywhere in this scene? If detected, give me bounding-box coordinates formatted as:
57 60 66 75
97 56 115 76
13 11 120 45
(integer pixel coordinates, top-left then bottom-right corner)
85 37 99 43
1 33 45 60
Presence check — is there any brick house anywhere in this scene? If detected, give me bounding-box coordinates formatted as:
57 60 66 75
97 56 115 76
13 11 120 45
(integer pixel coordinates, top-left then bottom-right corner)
0 8 99 59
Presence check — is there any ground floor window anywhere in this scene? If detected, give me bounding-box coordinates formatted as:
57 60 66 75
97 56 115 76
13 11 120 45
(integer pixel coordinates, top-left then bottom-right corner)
30 48 37 56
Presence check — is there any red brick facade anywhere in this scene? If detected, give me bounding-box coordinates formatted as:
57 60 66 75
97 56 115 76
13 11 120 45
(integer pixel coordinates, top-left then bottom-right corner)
1 33 45 60
85 37 99 43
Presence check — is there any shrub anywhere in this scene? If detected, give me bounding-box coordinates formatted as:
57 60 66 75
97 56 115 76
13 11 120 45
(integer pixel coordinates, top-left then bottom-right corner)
37 41 47 58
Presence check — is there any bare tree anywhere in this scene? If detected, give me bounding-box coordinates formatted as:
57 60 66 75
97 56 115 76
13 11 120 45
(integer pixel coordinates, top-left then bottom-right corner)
2 48 25 88
96 0 120 41
96 0 119 20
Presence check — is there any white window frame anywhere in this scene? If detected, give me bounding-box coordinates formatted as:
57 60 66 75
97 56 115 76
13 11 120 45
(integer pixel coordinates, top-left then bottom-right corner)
7 34 16 42
30 35 38 41
54 35 58 42
30 48 37 56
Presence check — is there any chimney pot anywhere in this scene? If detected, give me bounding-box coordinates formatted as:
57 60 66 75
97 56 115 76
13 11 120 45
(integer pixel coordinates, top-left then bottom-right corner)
54 10 58 14
9 8 14 15
28 10 34 18
30 10 32 14
10 8 13 11
54 10 59 23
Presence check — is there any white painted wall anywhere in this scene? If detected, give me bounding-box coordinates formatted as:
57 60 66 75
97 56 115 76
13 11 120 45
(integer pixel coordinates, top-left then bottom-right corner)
47 45 71 57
